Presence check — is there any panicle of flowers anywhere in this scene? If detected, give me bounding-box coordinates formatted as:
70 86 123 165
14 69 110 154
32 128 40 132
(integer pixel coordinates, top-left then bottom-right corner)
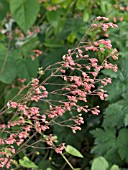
0 17 119 169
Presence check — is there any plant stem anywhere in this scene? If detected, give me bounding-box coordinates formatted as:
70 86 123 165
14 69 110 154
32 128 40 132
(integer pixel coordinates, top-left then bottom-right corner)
60 153 74 170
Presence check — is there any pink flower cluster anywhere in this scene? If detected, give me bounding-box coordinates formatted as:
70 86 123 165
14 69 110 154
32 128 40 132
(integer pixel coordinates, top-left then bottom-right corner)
0 17 119 169
92 17 118 32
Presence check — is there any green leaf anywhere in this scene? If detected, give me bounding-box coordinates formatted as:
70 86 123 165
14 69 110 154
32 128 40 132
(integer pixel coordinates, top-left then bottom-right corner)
46 11 60 28
105 80 125 103
124 114 128 126
0 0 9 20
16 57 39 82
19 35 39 56
67 32 76 43
91 156 109 170
65 145 84 158
111 165 120 170
101 1 112 13
0 44 16 84
0 58 16 84
117 128 128 162
76 0 86 10
44 40 63 48
83 11 89 22
19 156 38 168
91 129 116 157
103 103 124 128
5 87 19 103
102 69 118 78
10 0 40 33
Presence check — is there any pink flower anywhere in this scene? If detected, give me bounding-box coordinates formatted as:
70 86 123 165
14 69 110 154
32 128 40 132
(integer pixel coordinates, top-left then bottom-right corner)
5 138 16 145
19 132 28 139
91 24 97 27
72 126 81 133
9 101 17 108
55 143 65 154
106 78 112 84
96 16 109 21
30 107 39 115
68 49 71 54
112 55 118 60
100 48 105 52
17 139 24 146
113 65 118 72
120 6 125 10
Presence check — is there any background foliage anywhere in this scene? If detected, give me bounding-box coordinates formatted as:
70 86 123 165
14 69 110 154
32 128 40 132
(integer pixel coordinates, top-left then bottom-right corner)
0 0 128 169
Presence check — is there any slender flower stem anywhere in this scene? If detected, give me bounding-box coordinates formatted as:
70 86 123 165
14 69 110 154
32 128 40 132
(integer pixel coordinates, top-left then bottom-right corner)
60 153 74 170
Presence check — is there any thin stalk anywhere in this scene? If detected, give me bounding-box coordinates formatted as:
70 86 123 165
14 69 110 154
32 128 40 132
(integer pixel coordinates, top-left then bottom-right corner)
60 153 74 170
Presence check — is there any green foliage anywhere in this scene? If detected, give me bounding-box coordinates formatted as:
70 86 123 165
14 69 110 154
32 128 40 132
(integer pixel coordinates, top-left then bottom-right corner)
0 46 16 84
38 160 55 170
100 1 112 14
111 165 120 170
91 128 116 157
117 129 128 162
65 145 84 158
91 156 109 170
102 103 124 128
0 46 39 84
19 156 38 168
91 20 128 168
0 0 9 20
10 0 40 33
16 57 39 82
91 157 120 170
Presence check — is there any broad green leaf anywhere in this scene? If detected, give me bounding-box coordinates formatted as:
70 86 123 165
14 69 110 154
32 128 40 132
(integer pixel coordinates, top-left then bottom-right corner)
111 165 120 170
10 0 40 32
16 57 39 82
0 57 16 84
65 145 84 158
91 156 109 170
19 156 38 168
0 0 9 20
0 44 16 84
5 87 19 103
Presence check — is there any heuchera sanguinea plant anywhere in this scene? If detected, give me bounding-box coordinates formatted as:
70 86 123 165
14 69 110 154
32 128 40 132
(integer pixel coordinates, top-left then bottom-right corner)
0 16 119 169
